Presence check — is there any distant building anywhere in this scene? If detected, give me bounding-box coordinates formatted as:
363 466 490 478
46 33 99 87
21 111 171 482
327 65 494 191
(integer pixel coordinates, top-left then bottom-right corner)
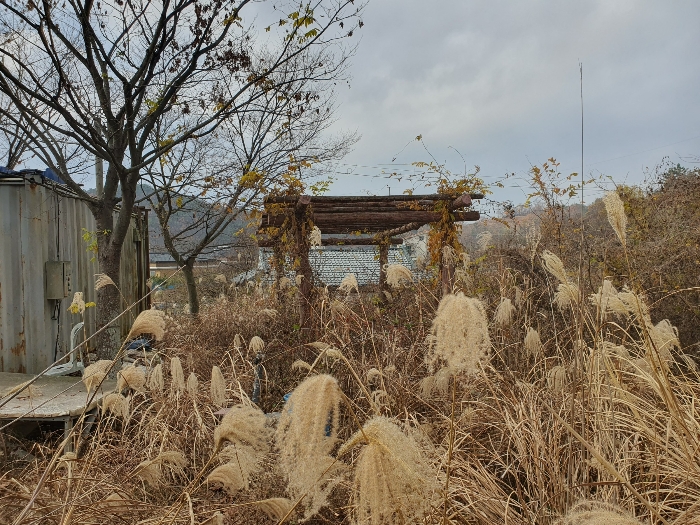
255 241 424 287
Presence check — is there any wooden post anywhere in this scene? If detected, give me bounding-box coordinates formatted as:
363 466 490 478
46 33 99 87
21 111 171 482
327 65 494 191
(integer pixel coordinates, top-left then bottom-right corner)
441 259 455 297
294 196 313 328
378 241 389 289
272 240 285 301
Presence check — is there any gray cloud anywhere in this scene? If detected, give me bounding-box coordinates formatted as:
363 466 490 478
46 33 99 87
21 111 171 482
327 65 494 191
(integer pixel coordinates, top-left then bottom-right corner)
324 0 700 202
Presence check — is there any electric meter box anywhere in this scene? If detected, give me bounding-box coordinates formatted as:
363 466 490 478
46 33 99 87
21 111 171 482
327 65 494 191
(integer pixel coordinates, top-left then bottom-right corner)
45 261 73 299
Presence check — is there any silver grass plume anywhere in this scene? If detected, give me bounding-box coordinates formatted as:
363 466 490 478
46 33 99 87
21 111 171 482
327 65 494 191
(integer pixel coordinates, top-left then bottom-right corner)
275 374 345 521
186 371 199 396
249 336 265 353
147 363 164 393
385 264 412 289
339 417 438 525
524 327 543 359
82 359 113 393
309 226 322 247
94 273 116 291
603 191 627 247
170 357 185 394
556 500 642 525
116 365 146 393
494 297 515 327
338 273 359 294
101 393 129 419
210 366 226 408
426 292 490 376
127 309 166 341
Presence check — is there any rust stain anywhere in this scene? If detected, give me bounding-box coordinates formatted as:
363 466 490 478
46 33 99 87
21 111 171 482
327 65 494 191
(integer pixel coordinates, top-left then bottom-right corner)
18 364 26 374
10 332 25 356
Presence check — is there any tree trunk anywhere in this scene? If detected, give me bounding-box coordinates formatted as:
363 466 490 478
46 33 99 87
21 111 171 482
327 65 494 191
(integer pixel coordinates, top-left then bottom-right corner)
94 208 123 364
182 260 200 315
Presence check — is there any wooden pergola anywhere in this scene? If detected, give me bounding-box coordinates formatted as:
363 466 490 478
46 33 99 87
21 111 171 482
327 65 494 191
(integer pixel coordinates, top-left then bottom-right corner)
257 193 483 326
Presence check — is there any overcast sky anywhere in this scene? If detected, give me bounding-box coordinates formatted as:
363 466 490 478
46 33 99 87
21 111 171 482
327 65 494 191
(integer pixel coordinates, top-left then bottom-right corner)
321 0 700 204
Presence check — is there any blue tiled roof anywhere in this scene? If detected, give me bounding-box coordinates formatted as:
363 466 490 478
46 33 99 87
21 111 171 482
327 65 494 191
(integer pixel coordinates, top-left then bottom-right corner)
257 245 420 286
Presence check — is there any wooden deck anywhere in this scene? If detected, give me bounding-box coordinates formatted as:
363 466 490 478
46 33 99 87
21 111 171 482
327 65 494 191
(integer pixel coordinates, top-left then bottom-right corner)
0 372 116 419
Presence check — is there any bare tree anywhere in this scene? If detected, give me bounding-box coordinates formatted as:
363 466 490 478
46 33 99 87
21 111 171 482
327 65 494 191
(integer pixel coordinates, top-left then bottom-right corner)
0 0 361 358
142 49 356 314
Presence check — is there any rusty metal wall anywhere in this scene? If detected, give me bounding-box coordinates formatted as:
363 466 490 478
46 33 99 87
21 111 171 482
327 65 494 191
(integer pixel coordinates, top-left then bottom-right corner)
0 177 149 373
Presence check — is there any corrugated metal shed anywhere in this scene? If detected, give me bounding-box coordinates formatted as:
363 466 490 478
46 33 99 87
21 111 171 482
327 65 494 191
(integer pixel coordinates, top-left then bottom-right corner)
0 172 149 373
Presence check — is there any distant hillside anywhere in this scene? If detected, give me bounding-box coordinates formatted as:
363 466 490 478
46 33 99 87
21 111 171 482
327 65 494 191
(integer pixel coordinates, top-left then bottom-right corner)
85 184 253 257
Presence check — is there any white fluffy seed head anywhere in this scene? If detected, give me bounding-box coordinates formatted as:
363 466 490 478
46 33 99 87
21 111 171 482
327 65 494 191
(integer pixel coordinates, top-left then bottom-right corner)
210 366 226 408
147 363 164 393
524 327 543 359
555 282 580 309
309 225 322 247
556 500 642 525
82 360 112 393
426 292 491 376
101 393 129 419
186 371 199 396
340 417 438 525
385 264 413 289
542 250 568 284
170 357 185 394
117 366 146 393
338 273 359 294
94 273 116 291
589 280 627 317
249 336 265 354
494 297 515 328
128 309 166 341
603 191 627 247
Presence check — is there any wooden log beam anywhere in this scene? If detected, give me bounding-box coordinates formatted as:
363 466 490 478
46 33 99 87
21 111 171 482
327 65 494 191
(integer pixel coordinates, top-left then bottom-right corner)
450 193 472 209
260 210 480 227
265 193 484 204
258 236 403 247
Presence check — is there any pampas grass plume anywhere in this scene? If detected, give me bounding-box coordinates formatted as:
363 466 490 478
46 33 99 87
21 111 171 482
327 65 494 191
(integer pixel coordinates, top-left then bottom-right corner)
524 327 543 358
117 366 146 392
186 371 199 396
340 417 437 525
147 363 164 393
256 498 294 521
206 464 246 494
309 225 322 247
210 366 226 407
494 297 515 327
233 333 244 351
128 309 166 341
385 264 412 289
603 191 627 247
426 292 490 376
101 393 129 419
82 359 113 393
213 403 271 452
94 273 116 291
339 273 359 294
249 336 265 353
170 357 185 394
556 500 643 525
542 250 568 284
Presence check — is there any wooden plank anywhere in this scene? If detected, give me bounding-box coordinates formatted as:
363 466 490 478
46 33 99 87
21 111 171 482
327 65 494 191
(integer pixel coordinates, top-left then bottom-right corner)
265 193 484 204
0 372 117 419
259 210 480 227
258 236 403 247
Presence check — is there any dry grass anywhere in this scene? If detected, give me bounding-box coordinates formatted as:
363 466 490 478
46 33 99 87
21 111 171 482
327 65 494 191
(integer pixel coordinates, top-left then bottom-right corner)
4 184 700 525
